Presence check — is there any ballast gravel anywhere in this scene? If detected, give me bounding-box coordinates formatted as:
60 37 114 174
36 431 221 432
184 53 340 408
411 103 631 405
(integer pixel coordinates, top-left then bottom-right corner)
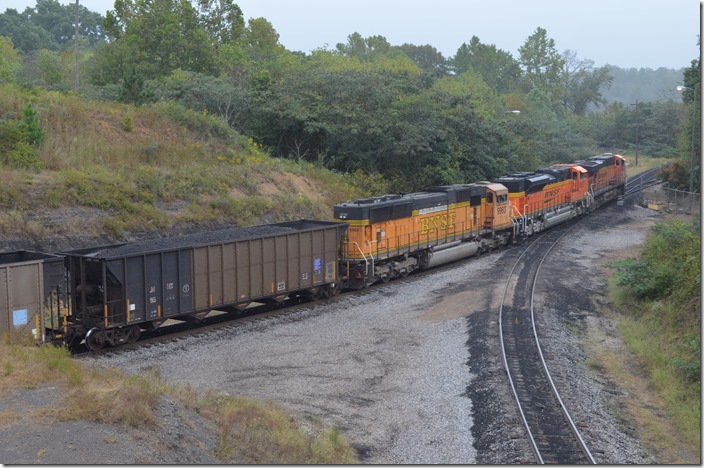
90 258 482 463
84 200 661 464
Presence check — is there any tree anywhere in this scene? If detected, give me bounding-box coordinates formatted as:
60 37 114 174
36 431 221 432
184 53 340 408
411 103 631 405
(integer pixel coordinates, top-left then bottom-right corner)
335 33 411 65
395 43 449 77
561 50 613 115
31 0 106 47
678 45 700 192
518 27 565 101
0 8 57 52
244 17 285 63
153 69 252 128
452 36 521 93
0 1 105 53
195 0 245 47
0 35 20 82
101 0 216 81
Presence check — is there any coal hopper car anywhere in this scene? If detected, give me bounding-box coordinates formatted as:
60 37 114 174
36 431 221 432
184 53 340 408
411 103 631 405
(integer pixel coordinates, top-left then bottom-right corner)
59 219 347 350
0 250 64 343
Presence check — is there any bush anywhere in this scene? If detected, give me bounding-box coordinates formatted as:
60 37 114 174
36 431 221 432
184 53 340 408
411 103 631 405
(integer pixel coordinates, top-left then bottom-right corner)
0 104 44 170
613 219 700 303
7 140 43 170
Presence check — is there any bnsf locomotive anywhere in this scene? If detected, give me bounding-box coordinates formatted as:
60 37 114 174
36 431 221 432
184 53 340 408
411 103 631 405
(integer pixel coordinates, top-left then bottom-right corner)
0 154 625 351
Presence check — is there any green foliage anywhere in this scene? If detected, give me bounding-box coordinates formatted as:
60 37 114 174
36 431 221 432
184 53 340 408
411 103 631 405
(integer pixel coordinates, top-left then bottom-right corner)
452 35 521 93
35 48 68 90
102 0 217 83
0 103 44 170
611 218 700 386
118 70 155 105
395 43 449 77
612 258 674 300
613 220 700 303
608 216 700 451
151 100 233 138
673 357 700 383
22 103 44 145
518 27 565 102
0 36 20 83
0 0 106 53
6 140 43 171
562 50 613 115
122 114 133 132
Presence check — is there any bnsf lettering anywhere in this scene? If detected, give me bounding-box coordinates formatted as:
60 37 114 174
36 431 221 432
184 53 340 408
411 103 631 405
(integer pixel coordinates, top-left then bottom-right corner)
544 189 560 198
420 212 457 235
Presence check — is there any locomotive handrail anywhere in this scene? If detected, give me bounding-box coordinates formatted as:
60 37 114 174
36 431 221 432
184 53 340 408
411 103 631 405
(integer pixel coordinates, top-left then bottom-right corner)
352 242 369 276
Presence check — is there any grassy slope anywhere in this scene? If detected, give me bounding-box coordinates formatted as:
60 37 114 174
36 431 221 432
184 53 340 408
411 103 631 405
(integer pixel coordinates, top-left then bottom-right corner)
0 338 357 463
0 85 369 245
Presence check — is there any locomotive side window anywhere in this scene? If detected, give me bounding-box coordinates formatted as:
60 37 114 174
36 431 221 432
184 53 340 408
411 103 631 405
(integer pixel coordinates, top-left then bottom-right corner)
487 193 493 203
497 194 507 203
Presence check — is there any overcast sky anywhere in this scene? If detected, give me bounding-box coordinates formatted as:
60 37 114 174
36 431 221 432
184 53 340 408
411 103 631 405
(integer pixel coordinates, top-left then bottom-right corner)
1 0 701 69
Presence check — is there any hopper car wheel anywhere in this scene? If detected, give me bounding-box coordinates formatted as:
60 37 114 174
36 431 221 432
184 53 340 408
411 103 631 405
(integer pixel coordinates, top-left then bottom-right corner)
85 327 106 351
126 325 141 343
400 269 409 278
319 283 341 299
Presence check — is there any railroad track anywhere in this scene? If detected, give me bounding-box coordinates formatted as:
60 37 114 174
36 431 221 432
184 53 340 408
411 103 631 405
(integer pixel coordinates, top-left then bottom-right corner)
624 168 660 196
499 222 596 465
74 259 441 357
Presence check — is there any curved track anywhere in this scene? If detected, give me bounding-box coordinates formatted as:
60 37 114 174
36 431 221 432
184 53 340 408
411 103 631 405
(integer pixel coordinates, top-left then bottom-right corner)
499 222 596 465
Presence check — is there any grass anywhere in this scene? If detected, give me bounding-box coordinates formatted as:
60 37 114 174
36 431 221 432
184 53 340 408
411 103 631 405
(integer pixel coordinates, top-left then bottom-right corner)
192 392 356 464
585 304 700 464
620 152 675 177
0 338 358 463
0 83 373 240
599 221 701 463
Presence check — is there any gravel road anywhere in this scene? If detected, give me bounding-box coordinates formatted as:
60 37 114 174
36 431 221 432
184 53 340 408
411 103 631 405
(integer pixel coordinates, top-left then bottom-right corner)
81 199 660 464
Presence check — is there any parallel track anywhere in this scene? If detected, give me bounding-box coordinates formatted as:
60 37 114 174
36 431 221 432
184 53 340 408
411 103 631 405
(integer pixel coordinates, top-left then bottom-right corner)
499 222 596 465
624 168 660 196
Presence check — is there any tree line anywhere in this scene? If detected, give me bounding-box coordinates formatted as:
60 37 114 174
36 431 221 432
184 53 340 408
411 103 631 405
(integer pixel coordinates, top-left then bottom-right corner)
0 0 699 192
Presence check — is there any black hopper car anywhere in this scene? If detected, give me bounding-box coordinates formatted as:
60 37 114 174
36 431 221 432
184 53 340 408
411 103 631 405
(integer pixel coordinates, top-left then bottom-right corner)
1 220 346 351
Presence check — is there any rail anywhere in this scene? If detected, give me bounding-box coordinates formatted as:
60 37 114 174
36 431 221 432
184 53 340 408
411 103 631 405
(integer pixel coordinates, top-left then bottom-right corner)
498 222 596 464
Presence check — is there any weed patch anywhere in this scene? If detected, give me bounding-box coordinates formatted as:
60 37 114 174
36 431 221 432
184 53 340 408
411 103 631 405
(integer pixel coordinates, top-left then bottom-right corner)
605 217 701 461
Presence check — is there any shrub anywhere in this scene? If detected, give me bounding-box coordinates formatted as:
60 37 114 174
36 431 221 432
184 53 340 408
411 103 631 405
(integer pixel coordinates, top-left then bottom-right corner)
22 103 44 146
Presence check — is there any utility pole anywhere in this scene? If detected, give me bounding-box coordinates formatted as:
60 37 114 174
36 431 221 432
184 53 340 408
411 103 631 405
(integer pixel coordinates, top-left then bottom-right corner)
73 0 79 94
632 100 639 167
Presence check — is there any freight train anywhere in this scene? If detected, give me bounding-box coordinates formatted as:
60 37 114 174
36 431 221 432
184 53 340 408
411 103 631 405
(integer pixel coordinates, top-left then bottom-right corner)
0 153 625 351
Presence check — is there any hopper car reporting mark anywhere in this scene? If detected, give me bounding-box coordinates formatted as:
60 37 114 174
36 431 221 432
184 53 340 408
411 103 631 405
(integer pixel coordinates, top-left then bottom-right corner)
0 154 625 351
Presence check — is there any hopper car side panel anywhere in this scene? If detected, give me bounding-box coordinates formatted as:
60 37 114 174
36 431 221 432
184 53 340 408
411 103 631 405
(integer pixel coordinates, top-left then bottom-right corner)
60 220 346 349
0 251 63 343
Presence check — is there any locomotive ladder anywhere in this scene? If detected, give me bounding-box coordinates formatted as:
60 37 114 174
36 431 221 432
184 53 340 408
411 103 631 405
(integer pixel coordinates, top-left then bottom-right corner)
498 223 596 465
